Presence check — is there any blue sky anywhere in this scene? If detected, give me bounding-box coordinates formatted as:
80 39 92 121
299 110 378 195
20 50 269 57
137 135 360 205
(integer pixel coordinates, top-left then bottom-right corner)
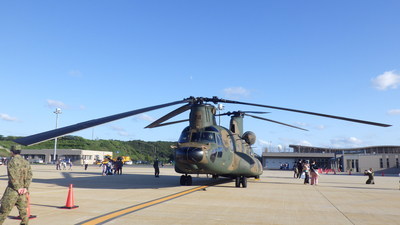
1 1 399 154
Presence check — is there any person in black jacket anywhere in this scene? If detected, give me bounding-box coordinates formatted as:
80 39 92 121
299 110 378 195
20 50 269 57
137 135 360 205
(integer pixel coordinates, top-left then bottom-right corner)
153 159 160 178
296 160 303 179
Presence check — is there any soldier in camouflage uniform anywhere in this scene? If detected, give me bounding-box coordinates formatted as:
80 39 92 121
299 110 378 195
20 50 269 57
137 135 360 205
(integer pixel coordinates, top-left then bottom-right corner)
0 146 33 225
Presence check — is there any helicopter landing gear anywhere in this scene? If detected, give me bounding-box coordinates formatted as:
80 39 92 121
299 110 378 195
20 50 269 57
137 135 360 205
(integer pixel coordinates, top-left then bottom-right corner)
180 175 192 186
235 176 247 188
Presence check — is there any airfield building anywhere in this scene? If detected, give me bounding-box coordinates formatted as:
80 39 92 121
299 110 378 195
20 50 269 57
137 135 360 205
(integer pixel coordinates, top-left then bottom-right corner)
262 145 400 174
20 149 113 165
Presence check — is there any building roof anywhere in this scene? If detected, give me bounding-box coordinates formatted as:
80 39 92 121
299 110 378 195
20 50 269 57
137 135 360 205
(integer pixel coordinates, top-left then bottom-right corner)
263 152 335 158
289 145 400 154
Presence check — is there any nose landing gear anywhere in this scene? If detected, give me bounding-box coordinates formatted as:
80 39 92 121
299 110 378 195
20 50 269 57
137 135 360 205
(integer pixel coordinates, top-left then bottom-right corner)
235 176 247 188
180 175 192 186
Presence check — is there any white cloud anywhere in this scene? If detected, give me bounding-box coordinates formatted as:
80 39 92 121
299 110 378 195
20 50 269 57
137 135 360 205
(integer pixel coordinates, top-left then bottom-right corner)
110 125 125 131
257 139 271 146
109 125 130 137
294 122 325 130
117 131 130 136
223 87 250 99
388 109 400 115
46 99 67 109
330 137 363 148
0 113 18 122
372 71 400 90
134 113 155 122
315 125 326 130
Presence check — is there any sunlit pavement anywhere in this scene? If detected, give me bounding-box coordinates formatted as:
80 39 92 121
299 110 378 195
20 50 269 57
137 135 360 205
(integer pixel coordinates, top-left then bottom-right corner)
0 165 399 225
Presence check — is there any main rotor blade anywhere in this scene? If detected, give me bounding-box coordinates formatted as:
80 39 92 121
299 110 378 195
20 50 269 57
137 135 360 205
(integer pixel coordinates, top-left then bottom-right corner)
216 111 269 116
218 99 391 127
151 119 190 128
14 99 188 146
247 114 309 131
145 104 191 128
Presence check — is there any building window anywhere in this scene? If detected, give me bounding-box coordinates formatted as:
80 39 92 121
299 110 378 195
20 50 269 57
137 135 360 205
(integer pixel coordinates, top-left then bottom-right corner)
380 158 383 168
386 158 390 168
396 158 399 168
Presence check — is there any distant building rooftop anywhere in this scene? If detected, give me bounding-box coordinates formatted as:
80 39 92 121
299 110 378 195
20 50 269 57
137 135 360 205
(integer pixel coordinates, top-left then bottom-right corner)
289 145 400 154
262 152 334 158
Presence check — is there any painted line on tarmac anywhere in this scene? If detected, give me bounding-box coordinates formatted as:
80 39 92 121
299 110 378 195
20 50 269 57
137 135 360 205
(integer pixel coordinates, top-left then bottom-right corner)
76 185 209 225
314 186 355 225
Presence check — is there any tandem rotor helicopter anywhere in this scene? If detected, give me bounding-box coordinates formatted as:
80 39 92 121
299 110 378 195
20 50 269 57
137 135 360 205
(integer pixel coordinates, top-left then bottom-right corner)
14 96 391 188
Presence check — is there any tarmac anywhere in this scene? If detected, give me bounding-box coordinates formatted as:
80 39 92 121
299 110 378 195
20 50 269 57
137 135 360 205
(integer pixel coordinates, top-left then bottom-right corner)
0 164 399 225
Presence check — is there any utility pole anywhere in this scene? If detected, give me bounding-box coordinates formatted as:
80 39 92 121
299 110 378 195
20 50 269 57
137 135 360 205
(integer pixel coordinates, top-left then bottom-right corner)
53 108 62 162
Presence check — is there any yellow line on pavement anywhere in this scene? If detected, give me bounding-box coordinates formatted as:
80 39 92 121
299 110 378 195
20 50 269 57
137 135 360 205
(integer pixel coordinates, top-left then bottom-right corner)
78 185 208 225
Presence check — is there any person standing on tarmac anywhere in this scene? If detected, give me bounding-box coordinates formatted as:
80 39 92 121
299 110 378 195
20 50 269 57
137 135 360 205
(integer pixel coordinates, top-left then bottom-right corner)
310 160 319 185
0 145 33 225
153 159 160 178
303 160 310 184
83 159 89 171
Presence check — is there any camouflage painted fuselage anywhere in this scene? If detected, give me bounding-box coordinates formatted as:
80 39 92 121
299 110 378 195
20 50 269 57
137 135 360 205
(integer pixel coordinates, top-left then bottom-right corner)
174 125 263 178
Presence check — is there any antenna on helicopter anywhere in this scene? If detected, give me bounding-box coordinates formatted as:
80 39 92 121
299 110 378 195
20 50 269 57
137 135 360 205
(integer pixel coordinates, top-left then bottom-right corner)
217 103 225 126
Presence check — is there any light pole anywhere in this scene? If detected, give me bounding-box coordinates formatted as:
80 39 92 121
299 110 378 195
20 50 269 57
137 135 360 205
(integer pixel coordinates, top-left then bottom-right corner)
53 108 62 162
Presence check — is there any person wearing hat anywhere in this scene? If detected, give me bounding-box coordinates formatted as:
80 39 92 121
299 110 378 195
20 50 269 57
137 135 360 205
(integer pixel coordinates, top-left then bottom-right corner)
0 145 33 225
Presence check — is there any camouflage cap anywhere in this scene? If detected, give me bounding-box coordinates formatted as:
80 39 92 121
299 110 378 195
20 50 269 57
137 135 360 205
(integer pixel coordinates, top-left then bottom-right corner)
10 145 22 153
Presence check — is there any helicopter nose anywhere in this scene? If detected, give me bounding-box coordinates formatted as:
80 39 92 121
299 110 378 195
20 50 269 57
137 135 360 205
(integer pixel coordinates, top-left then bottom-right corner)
176 147 204 163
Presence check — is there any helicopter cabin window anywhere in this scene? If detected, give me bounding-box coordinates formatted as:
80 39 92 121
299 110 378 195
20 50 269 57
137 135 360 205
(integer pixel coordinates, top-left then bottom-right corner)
201 132 216 143
216 134 223 146
178 131 190 143
217 147 223 157
190 132 201 142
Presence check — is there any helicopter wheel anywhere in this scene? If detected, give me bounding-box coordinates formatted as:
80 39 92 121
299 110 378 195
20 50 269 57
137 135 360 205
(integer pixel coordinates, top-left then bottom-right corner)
180 175 187 185
180 175 192 186
235 177 241 187
186 175 192 186
241 176 247 188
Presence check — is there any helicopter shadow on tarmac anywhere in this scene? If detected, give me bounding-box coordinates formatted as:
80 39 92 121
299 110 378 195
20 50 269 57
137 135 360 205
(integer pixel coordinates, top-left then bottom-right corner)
29 170 228 190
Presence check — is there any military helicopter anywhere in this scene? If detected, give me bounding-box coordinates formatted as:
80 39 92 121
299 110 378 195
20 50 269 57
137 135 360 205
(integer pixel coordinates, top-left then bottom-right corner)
14 96 391 188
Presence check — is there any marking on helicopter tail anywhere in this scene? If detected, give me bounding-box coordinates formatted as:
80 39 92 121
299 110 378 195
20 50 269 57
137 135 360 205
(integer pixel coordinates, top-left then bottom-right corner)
76 185 209 225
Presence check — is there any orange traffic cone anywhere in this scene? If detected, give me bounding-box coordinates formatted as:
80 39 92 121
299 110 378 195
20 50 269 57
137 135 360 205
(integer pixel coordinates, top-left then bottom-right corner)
60 184 79 209
9 193 37 220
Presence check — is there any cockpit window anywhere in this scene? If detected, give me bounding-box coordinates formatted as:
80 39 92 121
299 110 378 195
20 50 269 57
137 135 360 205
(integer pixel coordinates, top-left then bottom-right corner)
190 132 201 142
178 131 190 143
201 132 216 143
184 132 217 144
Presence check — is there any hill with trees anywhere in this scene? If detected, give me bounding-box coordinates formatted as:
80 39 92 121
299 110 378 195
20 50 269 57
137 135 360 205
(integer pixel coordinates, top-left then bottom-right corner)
0 135 176 163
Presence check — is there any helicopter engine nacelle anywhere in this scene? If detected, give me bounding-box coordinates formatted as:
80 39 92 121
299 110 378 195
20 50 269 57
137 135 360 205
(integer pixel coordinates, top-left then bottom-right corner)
242 131 256 145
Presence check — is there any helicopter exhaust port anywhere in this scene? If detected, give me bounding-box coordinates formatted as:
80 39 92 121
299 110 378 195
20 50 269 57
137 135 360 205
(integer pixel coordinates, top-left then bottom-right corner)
175 147 204 163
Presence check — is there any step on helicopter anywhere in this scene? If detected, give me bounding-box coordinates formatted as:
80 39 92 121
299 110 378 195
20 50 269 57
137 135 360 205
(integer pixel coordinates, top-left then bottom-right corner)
14 96 391 188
